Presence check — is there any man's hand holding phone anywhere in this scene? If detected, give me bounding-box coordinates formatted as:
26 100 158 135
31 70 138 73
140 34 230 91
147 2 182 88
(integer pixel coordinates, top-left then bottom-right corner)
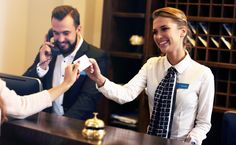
46 28 60 57
38 28 61 70
39 42 54 70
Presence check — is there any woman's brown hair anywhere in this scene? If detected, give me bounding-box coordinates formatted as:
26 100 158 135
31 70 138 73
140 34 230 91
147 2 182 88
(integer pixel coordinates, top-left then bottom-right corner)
152 7 192 51
0 96 8 124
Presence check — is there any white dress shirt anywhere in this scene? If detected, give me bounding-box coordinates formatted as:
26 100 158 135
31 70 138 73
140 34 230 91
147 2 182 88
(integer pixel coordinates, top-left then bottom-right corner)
98 52 215 144
37 37 83 115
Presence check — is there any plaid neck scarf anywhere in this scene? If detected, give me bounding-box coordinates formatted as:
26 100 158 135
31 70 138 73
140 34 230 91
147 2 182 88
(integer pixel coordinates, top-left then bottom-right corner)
147 67 177 138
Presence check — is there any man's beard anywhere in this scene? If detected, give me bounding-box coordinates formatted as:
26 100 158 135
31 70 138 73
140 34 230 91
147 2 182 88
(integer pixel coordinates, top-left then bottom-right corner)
54 35 77 57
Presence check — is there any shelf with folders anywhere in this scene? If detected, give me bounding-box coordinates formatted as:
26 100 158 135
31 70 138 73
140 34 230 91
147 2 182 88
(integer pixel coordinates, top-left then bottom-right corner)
187 21 236 66
166 0 236 18
188 21 236 39
212 68 236 108
161 0 236 111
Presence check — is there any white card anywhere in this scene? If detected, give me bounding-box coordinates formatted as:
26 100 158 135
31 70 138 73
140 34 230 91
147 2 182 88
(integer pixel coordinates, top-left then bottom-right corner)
73 54 92 72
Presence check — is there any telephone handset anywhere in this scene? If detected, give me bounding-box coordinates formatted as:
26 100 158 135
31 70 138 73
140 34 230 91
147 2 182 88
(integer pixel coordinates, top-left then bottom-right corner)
46 28 60 57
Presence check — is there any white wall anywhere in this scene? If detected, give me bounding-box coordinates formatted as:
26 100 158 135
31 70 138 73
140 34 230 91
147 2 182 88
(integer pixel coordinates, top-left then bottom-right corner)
0 0 103 75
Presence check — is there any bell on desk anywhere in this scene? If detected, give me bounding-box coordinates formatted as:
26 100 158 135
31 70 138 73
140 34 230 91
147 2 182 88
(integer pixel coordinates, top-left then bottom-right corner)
82 112 106 140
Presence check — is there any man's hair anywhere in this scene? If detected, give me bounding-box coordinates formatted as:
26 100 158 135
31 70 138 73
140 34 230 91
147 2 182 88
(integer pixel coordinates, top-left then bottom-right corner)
51 5 80 28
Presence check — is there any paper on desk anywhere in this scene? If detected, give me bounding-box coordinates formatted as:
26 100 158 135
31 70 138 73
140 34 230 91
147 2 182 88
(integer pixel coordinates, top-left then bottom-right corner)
111 114 137 124
73 54 92 72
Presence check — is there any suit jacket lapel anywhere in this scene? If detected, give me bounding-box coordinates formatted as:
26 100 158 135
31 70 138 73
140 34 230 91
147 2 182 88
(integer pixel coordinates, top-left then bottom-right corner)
73 41 89 61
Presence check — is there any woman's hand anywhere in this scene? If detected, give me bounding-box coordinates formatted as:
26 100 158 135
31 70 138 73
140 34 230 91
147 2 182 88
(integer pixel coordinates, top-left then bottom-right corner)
85 58 106 87
48 63 80 101
63 63 80 88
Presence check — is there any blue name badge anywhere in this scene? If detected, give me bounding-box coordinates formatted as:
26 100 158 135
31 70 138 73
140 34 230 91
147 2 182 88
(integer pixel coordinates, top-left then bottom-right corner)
176 83 189 89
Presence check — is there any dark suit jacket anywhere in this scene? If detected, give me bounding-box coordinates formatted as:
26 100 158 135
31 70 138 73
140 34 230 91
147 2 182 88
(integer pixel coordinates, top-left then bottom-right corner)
24 41 108 120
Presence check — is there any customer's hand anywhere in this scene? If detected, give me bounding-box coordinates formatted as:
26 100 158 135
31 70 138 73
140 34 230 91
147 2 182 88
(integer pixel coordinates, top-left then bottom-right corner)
48 63 80 101
63 63 80 88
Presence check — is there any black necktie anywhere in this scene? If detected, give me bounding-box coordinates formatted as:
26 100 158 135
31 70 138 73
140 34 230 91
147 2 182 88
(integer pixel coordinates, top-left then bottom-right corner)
147 67 177 138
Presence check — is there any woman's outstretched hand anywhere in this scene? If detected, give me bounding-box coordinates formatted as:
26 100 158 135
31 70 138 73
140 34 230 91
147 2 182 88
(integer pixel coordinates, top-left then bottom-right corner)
63 63 80 87
85 58 106 87
48 63 80 101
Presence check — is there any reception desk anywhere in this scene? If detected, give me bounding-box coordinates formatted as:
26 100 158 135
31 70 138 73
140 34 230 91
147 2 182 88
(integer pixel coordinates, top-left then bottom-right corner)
0 112 190 145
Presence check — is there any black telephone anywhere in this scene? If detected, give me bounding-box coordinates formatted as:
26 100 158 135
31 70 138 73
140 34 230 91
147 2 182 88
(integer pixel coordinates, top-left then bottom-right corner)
46 28 61 56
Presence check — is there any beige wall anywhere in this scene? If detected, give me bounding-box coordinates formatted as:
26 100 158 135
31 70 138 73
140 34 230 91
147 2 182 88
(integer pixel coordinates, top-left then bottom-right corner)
0 0 28 74
0 0 7 71
0 0 103 75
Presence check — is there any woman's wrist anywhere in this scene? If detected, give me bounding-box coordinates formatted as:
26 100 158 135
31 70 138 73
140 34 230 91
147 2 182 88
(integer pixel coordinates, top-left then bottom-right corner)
61 81 71 91
185 136 198 145
96 75 106 88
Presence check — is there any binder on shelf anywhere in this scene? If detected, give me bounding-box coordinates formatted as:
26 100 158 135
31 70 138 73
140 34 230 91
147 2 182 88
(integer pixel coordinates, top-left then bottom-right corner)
198 22 208 35
222 23 233 36
111 120 137 129
111 114 138 125
197 36 208 47
220 36 231 49
188 22 197 34
210 37 220 48
187 35 196 46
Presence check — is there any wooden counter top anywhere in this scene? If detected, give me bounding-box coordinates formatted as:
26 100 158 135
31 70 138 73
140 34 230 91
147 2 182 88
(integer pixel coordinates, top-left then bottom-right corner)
0 112 190 145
